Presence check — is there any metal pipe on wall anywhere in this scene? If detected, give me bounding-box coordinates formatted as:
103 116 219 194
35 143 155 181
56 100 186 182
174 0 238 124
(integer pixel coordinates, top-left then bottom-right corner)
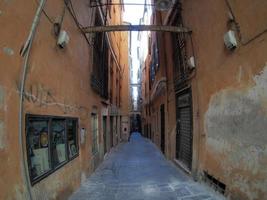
19 0 46 199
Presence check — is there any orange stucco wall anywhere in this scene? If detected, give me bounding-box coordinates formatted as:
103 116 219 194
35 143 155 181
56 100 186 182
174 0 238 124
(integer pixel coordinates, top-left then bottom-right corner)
0 0 128 199
182 0 267 199
142 1 267 199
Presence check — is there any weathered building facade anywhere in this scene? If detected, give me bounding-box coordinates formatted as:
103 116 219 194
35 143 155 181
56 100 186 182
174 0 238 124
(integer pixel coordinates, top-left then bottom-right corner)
0 0 129 199
141 0 267 199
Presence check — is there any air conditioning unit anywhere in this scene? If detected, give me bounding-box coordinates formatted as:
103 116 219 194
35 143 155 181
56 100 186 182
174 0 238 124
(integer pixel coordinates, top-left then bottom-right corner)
224 30 237 50
155 0 173 11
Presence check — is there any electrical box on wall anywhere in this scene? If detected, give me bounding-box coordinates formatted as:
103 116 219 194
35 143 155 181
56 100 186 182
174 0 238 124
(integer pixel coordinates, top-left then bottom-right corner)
57 30 70 48
224 30 237 50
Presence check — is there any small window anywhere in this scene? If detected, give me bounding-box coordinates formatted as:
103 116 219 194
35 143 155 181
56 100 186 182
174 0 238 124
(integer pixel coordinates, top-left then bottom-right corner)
26 115 78 184
91 10 109 99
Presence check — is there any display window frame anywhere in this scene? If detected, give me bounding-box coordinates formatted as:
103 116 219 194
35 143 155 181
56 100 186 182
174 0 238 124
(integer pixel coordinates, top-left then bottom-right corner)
25 114 79 185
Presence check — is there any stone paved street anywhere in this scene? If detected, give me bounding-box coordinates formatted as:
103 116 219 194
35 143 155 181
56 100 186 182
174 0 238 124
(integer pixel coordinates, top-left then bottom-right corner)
69 133 224 200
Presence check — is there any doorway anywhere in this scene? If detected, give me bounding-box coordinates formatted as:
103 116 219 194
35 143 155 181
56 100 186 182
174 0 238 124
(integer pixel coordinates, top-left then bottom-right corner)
160 104 165 154
103 116 107 154
175 88 193 171
110 116 114 148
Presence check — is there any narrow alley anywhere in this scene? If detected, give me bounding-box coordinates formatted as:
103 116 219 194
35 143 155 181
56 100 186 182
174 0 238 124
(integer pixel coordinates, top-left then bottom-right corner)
1 0 267 199
70 133 223 200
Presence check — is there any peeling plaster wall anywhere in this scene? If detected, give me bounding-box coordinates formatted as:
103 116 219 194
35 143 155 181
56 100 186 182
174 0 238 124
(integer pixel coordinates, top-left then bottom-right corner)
0 86 5 149
0 120 5 150
0 86 4 109
179 0 267 199
205 65 267 199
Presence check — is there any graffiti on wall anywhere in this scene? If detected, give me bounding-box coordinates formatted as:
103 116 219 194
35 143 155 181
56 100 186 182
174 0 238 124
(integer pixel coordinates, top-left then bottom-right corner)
23 84 56 107
17 83 89 119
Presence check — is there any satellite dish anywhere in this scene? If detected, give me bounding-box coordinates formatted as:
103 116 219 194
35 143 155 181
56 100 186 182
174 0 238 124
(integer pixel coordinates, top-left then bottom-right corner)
155 0 173 11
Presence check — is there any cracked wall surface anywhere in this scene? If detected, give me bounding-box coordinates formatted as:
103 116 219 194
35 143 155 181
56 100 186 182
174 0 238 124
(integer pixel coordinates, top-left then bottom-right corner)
0 120 5 150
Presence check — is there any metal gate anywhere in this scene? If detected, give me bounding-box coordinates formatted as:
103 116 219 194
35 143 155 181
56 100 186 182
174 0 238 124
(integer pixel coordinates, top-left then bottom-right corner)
175 88 193 170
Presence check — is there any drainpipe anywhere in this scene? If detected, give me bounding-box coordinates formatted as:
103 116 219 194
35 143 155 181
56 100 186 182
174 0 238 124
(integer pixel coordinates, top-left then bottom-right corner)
19 0 46 199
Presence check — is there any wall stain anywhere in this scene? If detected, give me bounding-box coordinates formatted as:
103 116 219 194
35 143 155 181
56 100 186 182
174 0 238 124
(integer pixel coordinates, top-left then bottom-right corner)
3 47 14 56
0 85 4 109
204 64 267 199
0 120 6 150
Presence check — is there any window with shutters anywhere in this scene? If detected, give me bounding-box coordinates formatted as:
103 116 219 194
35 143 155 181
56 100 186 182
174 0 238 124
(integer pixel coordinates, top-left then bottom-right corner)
91 10 109 99
172 4 190 90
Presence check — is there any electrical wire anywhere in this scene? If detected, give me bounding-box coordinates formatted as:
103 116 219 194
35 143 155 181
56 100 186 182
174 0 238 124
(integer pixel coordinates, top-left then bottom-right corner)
34 0 54 24
19 2 47 200
42 8 54 24
225 0 267 46
69 0 82 27
64 0 93 46
35 0 93 46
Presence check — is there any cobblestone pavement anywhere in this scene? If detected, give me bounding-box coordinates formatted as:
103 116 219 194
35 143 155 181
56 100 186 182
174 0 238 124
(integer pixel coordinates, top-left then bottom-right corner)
69 132 225 200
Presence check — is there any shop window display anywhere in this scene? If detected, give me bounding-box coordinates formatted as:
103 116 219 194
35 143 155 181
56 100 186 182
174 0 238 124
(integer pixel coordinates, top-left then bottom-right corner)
27 119 50 179
26 115 79 184
67 120 78 158
51 119 67 167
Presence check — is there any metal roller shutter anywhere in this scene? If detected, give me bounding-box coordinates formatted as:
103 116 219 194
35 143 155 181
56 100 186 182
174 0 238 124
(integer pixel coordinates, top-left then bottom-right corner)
176 90 193 170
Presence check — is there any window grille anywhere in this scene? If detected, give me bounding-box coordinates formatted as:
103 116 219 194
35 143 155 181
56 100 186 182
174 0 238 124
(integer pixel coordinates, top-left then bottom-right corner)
172 3 190 90
91 10 109 99
149 39 159 86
